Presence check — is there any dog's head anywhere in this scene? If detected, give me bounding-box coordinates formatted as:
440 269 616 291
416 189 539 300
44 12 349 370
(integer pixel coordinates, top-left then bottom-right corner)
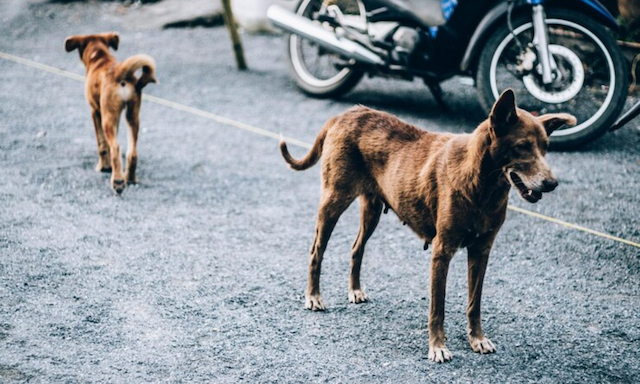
64 32 119 64
486 89 576 203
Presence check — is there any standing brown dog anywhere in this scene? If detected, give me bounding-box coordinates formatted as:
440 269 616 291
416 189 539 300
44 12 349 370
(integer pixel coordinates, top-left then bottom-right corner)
280 90 575 363
65 32 157 194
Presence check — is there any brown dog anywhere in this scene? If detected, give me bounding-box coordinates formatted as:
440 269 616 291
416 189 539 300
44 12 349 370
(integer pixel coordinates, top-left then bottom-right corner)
65 32 157 194
280 89 575 363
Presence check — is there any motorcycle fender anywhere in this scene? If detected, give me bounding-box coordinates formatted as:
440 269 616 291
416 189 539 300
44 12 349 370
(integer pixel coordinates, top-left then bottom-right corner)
459 0 618 73
459 1 509 73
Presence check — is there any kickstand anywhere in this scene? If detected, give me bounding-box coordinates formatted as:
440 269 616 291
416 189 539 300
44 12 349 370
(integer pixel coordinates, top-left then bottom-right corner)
610 100 640 132
426 82 449 113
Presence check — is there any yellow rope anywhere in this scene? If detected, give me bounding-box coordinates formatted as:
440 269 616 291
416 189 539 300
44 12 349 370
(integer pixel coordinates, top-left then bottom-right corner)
507 205 639 248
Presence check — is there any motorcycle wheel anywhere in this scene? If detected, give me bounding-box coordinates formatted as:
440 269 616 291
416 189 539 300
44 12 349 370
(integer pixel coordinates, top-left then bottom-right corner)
476 8 628 150
287 0 365 98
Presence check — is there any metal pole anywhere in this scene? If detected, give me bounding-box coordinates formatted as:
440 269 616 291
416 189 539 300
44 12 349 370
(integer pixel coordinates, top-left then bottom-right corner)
222 0 247 70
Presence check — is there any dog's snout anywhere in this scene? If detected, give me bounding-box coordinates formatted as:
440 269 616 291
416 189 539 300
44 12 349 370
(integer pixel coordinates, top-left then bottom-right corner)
542 178 558 192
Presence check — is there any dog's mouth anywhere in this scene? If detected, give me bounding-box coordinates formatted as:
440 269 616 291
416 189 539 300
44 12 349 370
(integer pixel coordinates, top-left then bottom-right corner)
508 172 542 203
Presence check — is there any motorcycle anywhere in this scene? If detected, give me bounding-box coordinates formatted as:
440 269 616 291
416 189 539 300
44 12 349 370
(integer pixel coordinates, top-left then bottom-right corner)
268 0 629 149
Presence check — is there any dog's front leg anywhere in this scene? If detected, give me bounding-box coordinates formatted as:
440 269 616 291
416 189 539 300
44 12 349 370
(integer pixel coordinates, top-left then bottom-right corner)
466 234 497 354
428 236 455 363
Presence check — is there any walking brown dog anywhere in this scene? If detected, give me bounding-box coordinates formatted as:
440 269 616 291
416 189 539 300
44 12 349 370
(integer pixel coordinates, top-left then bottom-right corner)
65 32 157 194
280 89 575 363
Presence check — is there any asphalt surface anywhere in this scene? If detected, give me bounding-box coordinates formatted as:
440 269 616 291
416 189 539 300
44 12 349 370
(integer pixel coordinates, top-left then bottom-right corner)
1 1 639 383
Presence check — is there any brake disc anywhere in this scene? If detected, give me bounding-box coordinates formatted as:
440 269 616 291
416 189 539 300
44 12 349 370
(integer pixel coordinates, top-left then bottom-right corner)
522 44 584 104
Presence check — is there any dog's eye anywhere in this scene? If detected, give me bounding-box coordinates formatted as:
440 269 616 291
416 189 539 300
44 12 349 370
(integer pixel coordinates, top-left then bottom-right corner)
515 142 532 152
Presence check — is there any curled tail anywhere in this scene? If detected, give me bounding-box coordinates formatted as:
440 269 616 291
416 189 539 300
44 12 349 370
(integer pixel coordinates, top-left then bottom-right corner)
115 54 158 91
279 118 333 171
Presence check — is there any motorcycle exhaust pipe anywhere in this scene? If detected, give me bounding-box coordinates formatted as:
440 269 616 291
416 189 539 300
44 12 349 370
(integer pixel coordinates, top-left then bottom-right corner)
267 5 385 66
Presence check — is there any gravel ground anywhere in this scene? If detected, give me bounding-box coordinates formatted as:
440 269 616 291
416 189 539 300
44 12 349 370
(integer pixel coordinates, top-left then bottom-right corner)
0 1 639 383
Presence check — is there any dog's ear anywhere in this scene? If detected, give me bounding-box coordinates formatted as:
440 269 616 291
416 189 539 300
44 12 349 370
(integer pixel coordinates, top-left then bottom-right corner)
64 36 81 52
538 113 577 136
490 89 518 136
105 32 119 50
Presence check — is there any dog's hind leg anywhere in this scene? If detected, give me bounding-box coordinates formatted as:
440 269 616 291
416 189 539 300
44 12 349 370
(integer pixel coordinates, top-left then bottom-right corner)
306 190 354 311
101 109 125 194
348 194 383 304
466 233 498 355
91 109 111 173
124 99 140 184
428 236 456 363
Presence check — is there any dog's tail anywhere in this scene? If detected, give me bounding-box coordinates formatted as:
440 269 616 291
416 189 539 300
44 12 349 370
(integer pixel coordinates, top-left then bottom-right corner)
279 118 332 171
115 54 158 91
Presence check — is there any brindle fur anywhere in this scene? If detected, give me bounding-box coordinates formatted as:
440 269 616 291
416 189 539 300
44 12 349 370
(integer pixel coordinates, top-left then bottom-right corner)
65 32 157 194
280 90 576 363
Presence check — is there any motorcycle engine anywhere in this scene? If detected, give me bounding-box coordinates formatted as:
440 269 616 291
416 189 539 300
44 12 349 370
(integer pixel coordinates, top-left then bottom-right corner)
391 27 420 65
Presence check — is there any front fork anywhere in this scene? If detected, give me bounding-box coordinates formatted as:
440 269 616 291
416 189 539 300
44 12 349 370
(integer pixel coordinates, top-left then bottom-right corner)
531 4 557 84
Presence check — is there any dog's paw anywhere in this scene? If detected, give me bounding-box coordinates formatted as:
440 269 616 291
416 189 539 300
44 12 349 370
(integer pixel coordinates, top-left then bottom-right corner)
305 294 326 311
348 289 369 304
428 345 453 363
469 336 496 354
111 178 126 195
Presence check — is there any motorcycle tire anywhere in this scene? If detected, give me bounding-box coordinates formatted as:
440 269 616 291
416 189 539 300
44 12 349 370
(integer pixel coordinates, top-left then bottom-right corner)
286 0 365 98
476 8 628 150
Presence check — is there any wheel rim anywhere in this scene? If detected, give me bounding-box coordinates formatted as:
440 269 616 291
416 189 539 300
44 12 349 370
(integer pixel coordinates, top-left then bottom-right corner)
289 0 360 88
489 19 616 137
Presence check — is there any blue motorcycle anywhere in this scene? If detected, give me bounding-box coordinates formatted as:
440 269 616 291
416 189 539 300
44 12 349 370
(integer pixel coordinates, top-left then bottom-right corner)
269 0 628 149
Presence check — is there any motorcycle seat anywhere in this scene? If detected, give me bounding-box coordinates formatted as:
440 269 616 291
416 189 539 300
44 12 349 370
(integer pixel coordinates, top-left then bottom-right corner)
366 0 446 27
